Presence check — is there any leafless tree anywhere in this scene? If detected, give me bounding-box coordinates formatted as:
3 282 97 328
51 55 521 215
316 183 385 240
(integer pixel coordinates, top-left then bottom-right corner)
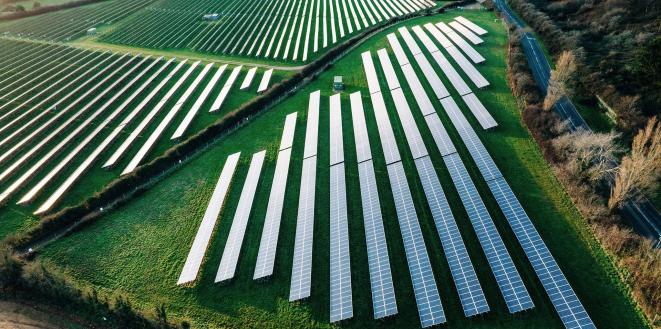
609 116 661 209
552 128 622 182
544 50 577 110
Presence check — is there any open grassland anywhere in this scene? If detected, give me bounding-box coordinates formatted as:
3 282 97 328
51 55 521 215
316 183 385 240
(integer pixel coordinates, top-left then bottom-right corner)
0 39 289 239
38 10 647 329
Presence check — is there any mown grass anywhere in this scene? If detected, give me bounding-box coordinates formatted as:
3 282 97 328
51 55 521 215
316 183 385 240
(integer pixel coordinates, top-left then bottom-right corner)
37 9 647 329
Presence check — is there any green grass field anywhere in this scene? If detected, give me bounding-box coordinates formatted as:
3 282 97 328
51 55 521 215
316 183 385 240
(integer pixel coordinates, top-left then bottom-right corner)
36 9 647 329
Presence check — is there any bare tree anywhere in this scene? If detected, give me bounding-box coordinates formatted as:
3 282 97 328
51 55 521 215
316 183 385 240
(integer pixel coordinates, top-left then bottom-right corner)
552 128 622 182
609 116 661 209
544 50 577 110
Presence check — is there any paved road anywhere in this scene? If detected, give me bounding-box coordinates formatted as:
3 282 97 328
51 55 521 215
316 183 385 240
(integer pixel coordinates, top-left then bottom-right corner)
494 0 661 241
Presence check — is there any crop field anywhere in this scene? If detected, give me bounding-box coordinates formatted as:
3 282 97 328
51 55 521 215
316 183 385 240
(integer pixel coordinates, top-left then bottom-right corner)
0 38 288 239
99 0 439 62
35 10 646 329
0 0 155 41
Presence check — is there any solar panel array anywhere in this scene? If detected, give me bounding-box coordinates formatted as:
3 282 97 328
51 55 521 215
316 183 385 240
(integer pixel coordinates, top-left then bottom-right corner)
290 91 320 301
440 86 596 329
254 112 297 280
449 21 484 45
443 152 534 313
18 57 162 205
178 152 241 285
421 22 486 87
350 91 397 319
435 22 485 64
103 60 192 169
328 94 353 322
388 162 446 327
362 50 445 328
35 58 177 214
399 28 451 100
388 34 532 309
216 150 266 283
172 65 227 139
400 27 496 130
376 48 492 317
454 16 488 35
122 62 214 175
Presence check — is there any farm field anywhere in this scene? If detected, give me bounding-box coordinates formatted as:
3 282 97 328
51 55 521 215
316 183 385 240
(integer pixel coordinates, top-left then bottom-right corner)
35 10 647 329
0 38 288 239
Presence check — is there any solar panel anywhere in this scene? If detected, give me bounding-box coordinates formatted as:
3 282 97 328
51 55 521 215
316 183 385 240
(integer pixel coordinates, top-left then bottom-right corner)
400 63 436 116
436 22 485 64
388 88 428 159
423 23 454 48
455 16 488 35
440 97 502 181
387 33 410 65
215 151 266 283
387 162 445 327
289 156 317 300
210 65 242 112
398 26 422 56
411 25 440 53
414 156 489 317
430 51 472 96
350 91 397 318
442 153 534 313
240 67 258 90
329 94 345 166
357 160 398 318
254 113 297 280
424 114 456 156
102 59 189 168
370 91 401 165
290 91 320 301
172 64 227 139
178 152 240 285
462 93 498 130
280 112 298 151
376 49 400 90
445 45 489 88
349 92 372 163
122 62 212 175
449 21 484 45
487 177 596 329
329 162 353 322
257 68 273 92
410 25 473 96
303 90 321 159
361 51 381 94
